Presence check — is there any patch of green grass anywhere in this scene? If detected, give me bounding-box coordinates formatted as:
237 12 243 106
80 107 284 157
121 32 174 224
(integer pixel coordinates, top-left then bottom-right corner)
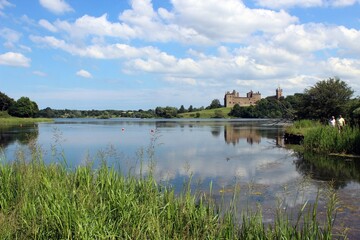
285 120 322 136
179 107 232 118
0 111 52 125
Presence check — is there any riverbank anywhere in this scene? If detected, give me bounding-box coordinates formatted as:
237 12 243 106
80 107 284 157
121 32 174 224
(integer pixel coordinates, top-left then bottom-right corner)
0 111 52 126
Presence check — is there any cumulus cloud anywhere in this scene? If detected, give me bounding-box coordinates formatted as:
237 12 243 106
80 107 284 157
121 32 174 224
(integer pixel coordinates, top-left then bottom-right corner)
255 0 358 9
39 0 73 14
0 52 30 67
76 69 93 78
37 0 297 45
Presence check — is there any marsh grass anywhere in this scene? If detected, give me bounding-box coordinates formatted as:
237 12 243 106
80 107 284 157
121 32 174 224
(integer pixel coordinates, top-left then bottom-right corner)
0 117 52 126
303 125 360 155
0 142 347 239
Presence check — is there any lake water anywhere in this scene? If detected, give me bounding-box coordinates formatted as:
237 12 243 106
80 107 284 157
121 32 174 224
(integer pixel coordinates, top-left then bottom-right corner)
1 118 359 237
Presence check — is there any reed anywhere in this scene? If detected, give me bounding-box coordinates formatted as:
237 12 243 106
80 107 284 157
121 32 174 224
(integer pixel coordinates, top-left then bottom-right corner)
303 125 360 155
0 145 346 239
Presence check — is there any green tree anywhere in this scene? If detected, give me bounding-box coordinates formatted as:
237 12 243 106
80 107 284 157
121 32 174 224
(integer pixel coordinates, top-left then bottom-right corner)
178 105 186 113
229 104 241 117
0 91 15 111
155 106 178 118
297 77 354 121
8 97 39 118
208 99 222 109
188 105 193 112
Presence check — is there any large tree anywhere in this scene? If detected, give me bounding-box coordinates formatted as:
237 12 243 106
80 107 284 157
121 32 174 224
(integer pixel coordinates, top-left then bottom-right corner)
0 91 15 111
8 97 39 118
208 99 222 109
297 77 354 121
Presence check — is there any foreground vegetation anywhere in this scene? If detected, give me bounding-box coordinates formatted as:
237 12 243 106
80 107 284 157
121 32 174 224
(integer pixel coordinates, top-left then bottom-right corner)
0 146 345 239
286 120 360 155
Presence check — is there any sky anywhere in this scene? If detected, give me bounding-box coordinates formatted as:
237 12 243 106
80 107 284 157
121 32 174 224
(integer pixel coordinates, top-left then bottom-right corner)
1 0 360 110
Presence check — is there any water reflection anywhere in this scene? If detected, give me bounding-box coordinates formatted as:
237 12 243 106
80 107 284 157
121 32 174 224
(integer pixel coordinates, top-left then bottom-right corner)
0 124 39 149
294 151 360 189
224 124 261 145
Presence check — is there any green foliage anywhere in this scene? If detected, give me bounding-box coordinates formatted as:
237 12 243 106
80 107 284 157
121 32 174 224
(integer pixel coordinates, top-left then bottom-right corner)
0 92 15 111
155 106 178 118
228 99 290 118
178 105 186 113
188 105 193 112
297 77 354 121
302 125 360 155
8 97 39 118
213 109 224 118
208 99 222 109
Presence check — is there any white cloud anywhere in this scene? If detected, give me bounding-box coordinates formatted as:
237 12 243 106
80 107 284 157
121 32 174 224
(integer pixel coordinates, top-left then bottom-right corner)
165 0 298 42
0 0 14 16
325 57 360 79
30 35 162 59
76 69 93 78
38 0 297 45
39 0 73 14
39 19 58 32
33 70 47 76
0 52 30 67
0 28 22 48
329 0 357 7
255 0 359 9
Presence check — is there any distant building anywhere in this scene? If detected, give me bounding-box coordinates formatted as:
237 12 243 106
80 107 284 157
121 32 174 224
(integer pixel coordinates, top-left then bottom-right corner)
224 87 283 108
224 90 261 108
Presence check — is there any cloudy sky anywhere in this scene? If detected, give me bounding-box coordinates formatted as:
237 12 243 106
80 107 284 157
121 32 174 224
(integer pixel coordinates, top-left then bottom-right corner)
1 0 360 110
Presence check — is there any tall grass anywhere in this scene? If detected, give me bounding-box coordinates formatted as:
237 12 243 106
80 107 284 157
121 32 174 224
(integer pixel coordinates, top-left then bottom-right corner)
303 125 360 155
0 144 346 239
285 120 322 136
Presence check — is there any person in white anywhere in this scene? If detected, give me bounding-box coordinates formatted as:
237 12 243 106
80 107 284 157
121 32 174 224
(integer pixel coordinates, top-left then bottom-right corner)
330 116 336 127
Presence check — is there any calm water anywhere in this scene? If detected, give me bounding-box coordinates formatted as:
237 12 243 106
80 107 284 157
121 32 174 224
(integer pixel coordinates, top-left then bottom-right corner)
1 118 360 237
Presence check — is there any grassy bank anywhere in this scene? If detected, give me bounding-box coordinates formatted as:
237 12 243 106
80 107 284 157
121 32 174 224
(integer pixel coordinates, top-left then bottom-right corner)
178 107 232 118
0 111 52 126
0 147 344 239
285 120 360 155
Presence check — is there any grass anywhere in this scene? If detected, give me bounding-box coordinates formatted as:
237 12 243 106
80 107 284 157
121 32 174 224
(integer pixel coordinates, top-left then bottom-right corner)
285 120 322 136
285 120 360 155
0 143 346 239
0 111 52 126
303 125 360 155
179 107 232 118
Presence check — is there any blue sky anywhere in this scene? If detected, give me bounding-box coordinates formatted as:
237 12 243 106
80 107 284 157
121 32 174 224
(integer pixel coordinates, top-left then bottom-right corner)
1 0 360 110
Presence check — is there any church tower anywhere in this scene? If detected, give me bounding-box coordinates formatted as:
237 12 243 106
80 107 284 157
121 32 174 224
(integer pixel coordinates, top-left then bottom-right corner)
276 87 283 99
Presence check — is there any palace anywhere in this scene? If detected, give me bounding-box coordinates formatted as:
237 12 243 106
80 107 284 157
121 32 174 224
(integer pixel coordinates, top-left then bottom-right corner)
224 87 282 108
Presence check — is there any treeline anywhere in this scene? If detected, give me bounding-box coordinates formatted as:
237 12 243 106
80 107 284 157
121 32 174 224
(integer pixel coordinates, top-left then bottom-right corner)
2 77 360 123
36 105 207 119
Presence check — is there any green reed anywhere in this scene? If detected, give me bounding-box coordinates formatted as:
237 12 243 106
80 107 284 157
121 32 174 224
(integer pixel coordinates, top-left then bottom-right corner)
0 145 346 239
303 125 360 155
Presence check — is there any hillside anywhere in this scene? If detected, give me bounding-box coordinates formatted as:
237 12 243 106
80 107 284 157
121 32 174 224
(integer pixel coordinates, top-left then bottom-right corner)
178 107 232 118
